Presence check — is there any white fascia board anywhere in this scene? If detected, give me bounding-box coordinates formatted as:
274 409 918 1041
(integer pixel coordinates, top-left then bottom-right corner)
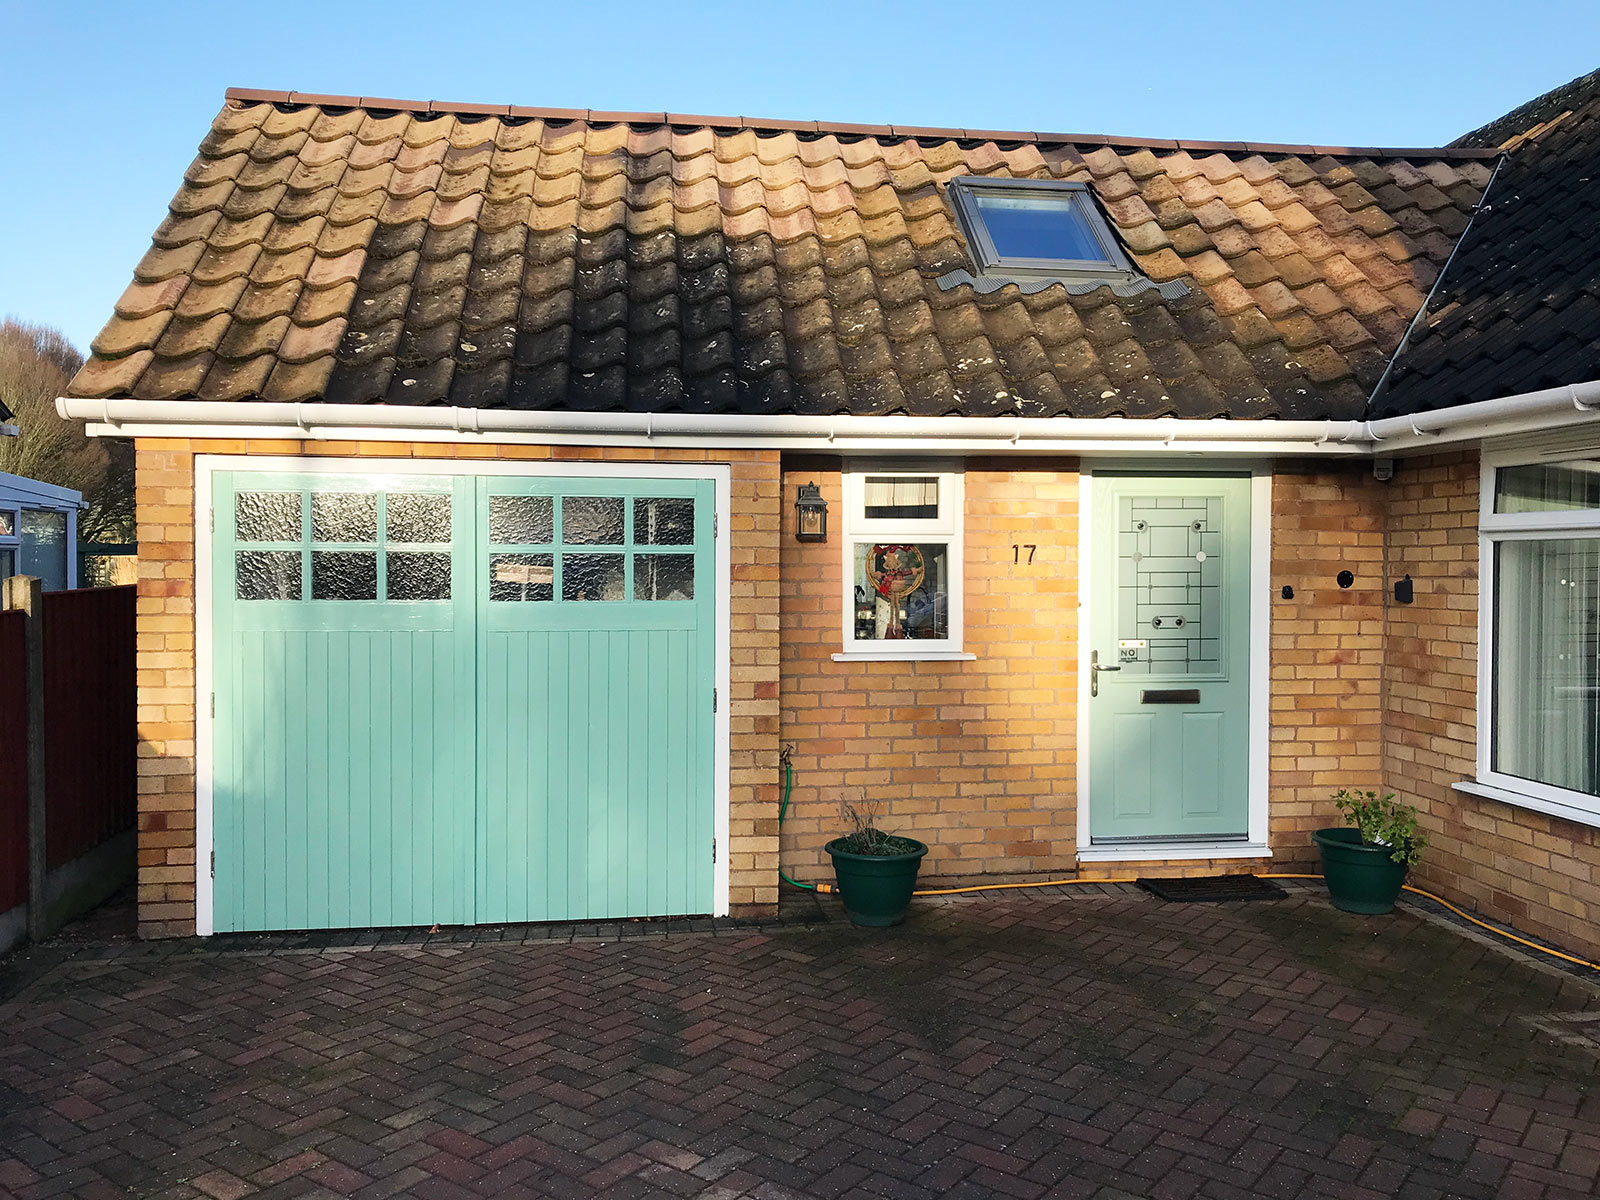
56 376 1600 455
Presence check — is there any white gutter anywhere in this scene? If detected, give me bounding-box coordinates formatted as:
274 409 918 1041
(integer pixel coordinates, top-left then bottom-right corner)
1363 379 1600 448
55 379 1600 456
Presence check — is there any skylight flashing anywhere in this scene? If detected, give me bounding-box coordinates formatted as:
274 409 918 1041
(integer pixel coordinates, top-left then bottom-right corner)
946 175 1139 283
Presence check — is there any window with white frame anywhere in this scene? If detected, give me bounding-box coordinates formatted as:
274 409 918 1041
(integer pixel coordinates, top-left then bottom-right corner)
839 465 964 656
1479 450 1600 822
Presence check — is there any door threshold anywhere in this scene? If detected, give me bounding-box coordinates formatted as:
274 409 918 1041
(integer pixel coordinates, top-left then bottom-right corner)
1077 840 1271 864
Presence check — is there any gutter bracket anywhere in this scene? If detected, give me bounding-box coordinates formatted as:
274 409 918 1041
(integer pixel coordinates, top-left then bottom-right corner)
1572 385 1599 413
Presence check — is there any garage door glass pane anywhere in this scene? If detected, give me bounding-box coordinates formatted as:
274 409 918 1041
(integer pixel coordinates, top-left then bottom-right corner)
490 495 554 545
237 492 302 542
312 493 377 543
635 553 694 600
634 498 695 545
490 553 553 601
312 550 377 599
388 493 452 543
563 553 624 600
387 552 451 600
563 497 624 544
237 550 301 600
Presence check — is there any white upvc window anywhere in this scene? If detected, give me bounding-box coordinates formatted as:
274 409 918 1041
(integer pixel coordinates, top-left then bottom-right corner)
835 463 968 661
1469 443 1600 827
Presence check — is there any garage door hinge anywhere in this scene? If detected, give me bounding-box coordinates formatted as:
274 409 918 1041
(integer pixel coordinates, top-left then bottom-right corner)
209 508 214 533
713 513 717 537
209 850 214 878
712 837 716 863
712 687 717 712
210 692 215 718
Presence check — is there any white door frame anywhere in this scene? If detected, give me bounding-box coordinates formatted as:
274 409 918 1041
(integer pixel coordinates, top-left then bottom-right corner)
1075 464 1273 862
194 453 733 935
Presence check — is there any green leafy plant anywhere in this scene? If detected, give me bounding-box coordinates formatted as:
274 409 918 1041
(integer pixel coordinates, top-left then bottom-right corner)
1332 788 1427 867
834 799 920 856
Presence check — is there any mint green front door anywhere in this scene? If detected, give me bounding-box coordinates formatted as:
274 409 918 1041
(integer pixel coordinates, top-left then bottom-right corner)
1088 475 1252 842
212 469 716 933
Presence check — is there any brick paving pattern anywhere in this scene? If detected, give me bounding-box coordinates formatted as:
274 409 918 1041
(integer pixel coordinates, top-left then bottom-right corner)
1 888 1597 1199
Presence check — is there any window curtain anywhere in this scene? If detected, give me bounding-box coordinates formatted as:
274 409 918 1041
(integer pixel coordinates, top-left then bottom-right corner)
1495 538 1600 795
1495 461 1600 513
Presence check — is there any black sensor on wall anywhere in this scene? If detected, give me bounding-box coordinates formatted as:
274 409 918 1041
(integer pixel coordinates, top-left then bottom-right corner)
1394 575 1414 604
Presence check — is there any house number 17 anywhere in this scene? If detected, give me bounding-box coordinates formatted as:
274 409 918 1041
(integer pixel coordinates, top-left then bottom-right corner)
1012 544 1037 564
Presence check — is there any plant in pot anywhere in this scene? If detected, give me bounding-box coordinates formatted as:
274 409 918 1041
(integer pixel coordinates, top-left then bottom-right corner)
824 801 928 927
1313 788 1428 915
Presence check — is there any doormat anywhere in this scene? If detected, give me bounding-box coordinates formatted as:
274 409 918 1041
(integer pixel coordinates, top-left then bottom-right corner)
1136 874 1287 903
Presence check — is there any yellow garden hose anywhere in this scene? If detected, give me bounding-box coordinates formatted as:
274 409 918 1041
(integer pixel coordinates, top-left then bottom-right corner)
801 876 1138 897
779 755 1597 972
1261 873 1600 972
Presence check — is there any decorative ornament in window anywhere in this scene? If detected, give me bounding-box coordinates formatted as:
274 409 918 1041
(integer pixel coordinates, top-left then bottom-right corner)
840 466 963 656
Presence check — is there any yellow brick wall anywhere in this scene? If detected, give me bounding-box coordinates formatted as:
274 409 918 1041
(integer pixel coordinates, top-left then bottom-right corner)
136 438 1600 957
1267 461 1387 867
777 458 1084 884
133 438 781 938
1383 450 1600 960
776 458 1390 885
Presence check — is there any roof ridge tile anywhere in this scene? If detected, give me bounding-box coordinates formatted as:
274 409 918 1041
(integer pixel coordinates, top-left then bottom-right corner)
219 87 1496 159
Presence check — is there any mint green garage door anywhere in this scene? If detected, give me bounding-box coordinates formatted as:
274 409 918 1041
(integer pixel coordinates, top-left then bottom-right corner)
211 470 716 933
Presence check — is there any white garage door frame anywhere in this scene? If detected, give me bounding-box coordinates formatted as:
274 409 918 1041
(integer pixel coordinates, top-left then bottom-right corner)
193 453 734 935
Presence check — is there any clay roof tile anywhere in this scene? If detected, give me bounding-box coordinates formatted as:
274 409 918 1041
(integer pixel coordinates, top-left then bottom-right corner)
68 89 1494 416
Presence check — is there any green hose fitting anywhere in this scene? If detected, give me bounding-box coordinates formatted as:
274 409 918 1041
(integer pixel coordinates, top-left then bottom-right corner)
778 747 819 892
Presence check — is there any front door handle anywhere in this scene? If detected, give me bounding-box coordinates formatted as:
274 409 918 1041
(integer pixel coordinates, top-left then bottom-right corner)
1090 650 1121 697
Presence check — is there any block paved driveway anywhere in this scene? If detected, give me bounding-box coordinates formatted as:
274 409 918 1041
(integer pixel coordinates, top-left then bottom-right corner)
1 886 1598 1200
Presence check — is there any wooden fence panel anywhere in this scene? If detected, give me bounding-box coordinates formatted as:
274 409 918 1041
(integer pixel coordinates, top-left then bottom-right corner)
42 586 136 868
0 610 26 913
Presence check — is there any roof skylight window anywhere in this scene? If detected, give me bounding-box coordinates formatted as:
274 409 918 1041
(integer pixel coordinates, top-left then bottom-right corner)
947 176 1135 281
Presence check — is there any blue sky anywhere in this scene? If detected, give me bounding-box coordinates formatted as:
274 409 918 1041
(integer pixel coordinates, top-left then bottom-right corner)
3 0 1597 355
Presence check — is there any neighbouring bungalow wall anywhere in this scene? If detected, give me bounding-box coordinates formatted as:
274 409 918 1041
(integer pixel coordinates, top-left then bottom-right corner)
777 456 1389 886
1384 450 1600 960
133 438 783 939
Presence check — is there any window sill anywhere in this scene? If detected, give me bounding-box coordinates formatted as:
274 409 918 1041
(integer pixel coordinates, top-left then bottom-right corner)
831 650 977 663
1077 841 1270 863
1452 779 1600 831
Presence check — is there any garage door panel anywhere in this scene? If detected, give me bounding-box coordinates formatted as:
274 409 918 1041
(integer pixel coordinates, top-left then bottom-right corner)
214 624 474 932
476 475 716 925
214 469 715 933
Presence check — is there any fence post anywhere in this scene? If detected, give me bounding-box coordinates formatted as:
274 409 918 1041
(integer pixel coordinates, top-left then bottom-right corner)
3 576 46 943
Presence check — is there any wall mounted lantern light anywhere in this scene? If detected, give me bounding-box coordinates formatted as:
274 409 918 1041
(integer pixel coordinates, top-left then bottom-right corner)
795 482 828 542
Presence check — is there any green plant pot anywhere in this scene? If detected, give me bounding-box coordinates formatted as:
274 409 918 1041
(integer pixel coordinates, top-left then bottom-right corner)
1313 827 1409 914
825 837 929 927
